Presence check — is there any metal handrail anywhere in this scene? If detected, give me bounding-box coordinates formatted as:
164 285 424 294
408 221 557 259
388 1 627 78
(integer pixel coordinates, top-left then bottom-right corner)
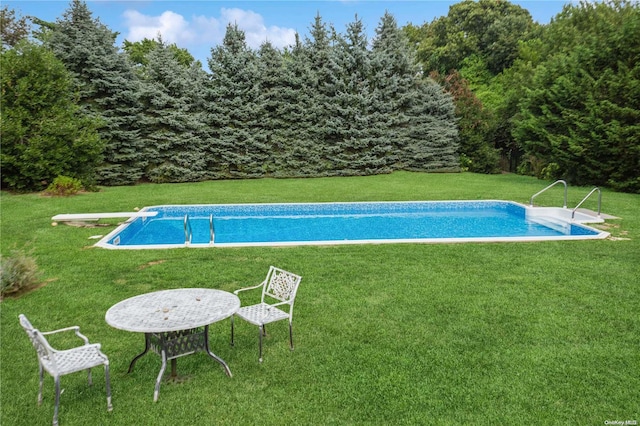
572 187 601 219
184 214 193 244
209 214 215 245
530 180 567 208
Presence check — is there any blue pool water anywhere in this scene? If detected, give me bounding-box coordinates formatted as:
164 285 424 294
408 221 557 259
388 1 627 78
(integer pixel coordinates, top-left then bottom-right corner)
96 201 606 249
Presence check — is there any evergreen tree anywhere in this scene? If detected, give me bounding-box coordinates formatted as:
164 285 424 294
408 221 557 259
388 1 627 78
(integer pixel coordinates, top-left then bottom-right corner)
138 40 209 183
304 14 337 175
256 40 323 177
205 24 267 178
279 35 323 176
47 0 143 185
370 12 416 170
483 38 544 173
325 16 385 175
513 0 640 192
255 41 285 176
375 12 459 172
403 78 459 172
1 41 102 191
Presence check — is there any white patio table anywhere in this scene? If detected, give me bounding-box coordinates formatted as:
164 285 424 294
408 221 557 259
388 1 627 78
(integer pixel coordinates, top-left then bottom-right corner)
105 288 240 401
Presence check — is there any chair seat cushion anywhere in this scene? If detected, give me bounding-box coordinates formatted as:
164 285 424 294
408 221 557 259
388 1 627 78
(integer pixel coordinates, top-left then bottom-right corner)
235 303 289 326
43 345 108 376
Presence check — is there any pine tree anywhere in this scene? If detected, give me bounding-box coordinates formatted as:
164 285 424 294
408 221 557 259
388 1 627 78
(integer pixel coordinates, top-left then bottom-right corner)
47 0 143 185
138 40 209 183
255 41 284 176
403 79 459 172
326 16 387 175
370 12 416 170
304 14 337 175
372 13 459 172
279 35 323 176
205 24 267 178
255 37 323 177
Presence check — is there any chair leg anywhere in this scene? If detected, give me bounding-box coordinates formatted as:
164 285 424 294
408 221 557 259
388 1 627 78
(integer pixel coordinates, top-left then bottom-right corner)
38 363 44 406
53 376 61 426
87 368 93 386
105 363 113 412
230 316 235 347
258 325 264 363
289 322 294 351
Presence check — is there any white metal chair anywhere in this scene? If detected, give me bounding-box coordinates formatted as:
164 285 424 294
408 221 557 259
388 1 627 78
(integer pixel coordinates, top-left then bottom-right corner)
231 266 302 362
19 314 112 426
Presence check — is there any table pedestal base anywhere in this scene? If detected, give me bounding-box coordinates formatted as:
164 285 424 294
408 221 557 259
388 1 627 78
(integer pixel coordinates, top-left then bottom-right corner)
127 325 232 401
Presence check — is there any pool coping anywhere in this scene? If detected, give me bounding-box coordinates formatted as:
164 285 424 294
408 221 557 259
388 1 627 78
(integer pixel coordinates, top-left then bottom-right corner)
92 200 610 249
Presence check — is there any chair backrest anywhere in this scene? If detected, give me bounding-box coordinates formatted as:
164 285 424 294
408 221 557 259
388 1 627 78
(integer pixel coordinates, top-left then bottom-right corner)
262 266 302 308
19 314 56 367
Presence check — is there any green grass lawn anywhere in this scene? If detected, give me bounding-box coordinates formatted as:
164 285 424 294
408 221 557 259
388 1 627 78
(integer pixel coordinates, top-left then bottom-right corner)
1 172 638 425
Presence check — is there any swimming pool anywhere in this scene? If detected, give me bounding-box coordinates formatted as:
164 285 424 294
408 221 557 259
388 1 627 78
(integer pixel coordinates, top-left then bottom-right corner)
94 201 608 249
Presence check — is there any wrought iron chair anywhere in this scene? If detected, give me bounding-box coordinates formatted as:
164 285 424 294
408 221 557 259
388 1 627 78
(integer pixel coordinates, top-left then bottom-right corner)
231 266 302 362
18 314 112 426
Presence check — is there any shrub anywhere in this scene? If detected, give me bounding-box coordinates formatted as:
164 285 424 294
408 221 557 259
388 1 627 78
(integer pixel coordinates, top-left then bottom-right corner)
541 162 560 180
43 175 83 196
458 154 472 172
1 42 103 192
0 249 40 297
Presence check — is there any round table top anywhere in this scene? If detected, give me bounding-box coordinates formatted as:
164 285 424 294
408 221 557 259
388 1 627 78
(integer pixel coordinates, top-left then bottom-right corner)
105 288 240 333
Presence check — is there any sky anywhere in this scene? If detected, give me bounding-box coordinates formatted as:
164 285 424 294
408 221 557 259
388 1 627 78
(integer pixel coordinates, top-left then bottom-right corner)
5 0 573 67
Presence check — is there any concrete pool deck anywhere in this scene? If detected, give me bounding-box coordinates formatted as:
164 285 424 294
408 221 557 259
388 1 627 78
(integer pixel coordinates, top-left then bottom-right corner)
574 208 619 220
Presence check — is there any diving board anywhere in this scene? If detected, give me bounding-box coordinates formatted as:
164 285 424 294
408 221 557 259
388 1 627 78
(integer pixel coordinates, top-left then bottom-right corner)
52 211 157 222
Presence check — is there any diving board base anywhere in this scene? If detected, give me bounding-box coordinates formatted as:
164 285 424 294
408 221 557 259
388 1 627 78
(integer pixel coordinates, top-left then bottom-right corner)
52 212 157 222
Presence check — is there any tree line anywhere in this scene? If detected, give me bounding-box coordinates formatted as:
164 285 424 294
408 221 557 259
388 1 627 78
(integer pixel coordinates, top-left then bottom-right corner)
405 0 639 193
0 0 458 191
1 0 638 193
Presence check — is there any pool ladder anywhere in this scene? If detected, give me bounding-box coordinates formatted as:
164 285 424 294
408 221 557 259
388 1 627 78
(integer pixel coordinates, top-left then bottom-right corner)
183 214 215 245
572 187 601 219
184 215 193 245
530 180 568 208
530 180 601 220
209 214 215 245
